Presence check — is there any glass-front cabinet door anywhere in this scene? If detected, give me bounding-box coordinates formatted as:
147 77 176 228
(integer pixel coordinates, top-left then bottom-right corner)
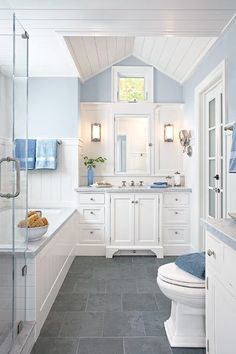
205 83 224 219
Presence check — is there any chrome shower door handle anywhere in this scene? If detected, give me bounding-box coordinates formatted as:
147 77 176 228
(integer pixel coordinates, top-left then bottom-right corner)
0 157 20 198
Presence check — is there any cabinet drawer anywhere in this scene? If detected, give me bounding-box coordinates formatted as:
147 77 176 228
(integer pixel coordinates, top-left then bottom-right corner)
163 207 189 224
222 244 236 295
163 227 189 244
206 232 223 271
163 193 189 206
79 225 104 244
79 207 105 224
79 193 105 205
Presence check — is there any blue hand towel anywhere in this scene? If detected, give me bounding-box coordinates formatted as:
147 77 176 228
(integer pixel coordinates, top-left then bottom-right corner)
153 182 168 186
175 252 205 280
150 185 168 188
15 139 36 170
229 122 236 173
35 139 58 170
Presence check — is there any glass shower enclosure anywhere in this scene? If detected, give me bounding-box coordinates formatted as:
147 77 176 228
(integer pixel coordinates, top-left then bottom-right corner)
0 10 29 353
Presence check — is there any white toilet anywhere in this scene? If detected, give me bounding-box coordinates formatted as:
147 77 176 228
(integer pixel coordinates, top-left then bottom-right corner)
157 262 205 348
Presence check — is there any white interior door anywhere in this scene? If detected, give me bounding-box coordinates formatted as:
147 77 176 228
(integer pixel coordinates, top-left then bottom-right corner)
134 194 159 246
110 193 134 246
205 83 224 218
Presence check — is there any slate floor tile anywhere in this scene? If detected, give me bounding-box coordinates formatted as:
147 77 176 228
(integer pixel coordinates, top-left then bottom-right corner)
124 336 172 354
142 311 166 336
52 293 87 312
73 279 106 294
78 338 124 354
172 348 206 354
31 337 79 354
59 312 103 337
122 294 158 311
136 279 161 293
103 311 145 337
106 279 137 294
86 294 122 312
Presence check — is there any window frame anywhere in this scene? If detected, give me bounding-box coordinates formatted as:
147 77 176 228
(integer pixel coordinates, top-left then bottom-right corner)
112 66 154 103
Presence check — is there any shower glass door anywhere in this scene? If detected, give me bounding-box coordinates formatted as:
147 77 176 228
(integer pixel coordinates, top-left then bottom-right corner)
0 10 28 353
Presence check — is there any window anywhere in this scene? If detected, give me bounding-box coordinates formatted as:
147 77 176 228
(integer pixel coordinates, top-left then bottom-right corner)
112 66 153 102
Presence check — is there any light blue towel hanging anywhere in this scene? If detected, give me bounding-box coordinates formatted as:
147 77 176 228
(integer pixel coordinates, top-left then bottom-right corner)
229 122 236 173
35 139 57 170
15 139 36 170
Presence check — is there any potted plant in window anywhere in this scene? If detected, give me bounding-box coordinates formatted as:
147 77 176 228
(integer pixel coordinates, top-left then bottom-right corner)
82 155 107 186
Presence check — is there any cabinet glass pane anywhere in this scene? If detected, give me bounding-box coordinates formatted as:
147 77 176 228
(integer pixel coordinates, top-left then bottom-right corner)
209 98 216 128
221 158 223 189
221 126 223 157
209 160 215 187
209 129 215 157
209 189 215 217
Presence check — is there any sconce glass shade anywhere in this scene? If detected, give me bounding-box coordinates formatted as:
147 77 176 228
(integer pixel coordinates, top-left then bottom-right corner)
164 124 174 142
91 123 101 142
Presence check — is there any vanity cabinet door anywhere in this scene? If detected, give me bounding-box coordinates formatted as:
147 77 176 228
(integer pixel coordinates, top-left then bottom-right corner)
134 194 159 246
207 271 236 354
110 194 135 246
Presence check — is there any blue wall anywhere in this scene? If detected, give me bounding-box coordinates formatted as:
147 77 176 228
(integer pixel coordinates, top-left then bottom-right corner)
80 56 183 103
28 77 80 138
183 19 236 124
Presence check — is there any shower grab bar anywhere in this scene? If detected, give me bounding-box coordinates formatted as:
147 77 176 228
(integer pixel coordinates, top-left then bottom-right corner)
0 157 20 199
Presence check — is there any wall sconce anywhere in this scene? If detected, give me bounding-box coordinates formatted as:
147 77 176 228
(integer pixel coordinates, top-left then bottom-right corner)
164 124 174 142
91 123 101 142
179 130 192 157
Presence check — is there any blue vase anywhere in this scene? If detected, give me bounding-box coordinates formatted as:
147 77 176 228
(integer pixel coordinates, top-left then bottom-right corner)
87 167 94 186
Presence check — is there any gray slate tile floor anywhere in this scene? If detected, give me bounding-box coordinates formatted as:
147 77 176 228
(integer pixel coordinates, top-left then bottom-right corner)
31 256 206 354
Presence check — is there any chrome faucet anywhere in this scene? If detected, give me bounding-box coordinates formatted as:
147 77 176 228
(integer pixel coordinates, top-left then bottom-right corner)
130 180 135 187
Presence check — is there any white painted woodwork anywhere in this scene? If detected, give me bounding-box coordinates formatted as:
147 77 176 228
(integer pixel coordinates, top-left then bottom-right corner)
79 193 105 204
110 193 134 246
2 2 235 78
162 190 191 255
28 139 79 208
79 103 184 182
206 231 236 354
226 130 236 215
78 225 105 244
134 194 159 246
154 105 183 175
20 212 77 343
78 206 105 224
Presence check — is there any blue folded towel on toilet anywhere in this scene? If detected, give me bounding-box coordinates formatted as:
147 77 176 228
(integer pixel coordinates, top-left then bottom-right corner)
15 139 36 170
175 252 205 280
35 139 58 170
229 122 236 173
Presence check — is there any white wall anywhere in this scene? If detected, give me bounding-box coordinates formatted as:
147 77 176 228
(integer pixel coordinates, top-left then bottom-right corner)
79 102 184 185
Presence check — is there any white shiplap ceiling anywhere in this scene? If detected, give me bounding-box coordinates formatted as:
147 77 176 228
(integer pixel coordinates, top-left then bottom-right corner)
66 36 217 83
0 0 235 78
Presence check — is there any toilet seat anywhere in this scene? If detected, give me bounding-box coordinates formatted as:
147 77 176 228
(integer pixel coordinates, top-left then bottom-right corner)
158 263 205 289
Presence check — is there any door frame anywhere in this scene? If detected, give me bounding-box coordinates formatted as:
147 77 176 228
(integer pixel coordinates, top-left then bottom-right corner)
194 60 226 250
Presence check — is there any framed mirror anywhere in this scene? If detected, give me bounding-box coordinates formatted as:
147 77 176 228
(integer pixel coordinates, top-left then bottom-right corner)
114 115 151 175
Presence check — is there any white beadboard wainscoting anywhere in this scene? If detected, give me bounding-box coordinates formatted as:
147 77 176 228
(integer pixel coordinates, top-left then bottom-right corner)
28 138 79 208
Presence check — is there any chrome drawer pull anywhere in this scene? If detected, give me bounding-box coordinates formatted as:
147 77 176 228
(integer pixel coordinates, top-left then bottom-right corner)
175 212 178 215
90 198 94 201
90 231 94 234
175 231 178 235
175 198 178 201
90 211 94 215
207 249 215 257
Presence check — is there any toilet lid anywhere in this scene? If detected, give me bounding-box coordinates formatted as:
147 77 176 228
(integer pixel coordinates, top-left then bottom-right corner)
158 263 205 288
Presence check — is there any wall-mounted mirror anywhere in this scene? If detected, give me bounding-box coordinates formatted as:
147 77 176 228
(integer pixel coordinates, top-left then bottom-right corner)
115 115 151 175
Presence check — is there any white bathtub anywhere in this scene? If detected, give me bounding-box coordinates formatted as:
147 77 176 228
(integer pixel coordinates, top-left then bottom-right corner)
0 208 75 252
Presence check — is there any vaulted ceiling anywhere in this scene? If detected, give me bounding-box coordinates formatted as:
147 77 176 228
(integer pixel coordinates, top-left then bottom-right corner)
66 36 217 83
0 0 235 80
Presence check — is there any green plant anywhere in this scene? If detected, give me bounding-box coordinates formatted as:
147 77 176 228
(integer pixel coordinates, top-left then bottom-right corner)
82 155 107 169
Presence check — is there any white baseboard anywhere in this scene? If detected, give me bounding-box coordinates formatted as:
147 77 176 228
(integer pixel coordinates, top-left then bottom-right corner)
163 244 192 256
75 244 106 256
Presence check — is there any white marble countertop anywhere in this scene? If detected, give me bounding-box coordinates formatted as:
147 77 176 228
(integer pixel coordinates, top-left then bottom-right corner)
9 208 77 257
201 217 236 251
75 186 192 193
